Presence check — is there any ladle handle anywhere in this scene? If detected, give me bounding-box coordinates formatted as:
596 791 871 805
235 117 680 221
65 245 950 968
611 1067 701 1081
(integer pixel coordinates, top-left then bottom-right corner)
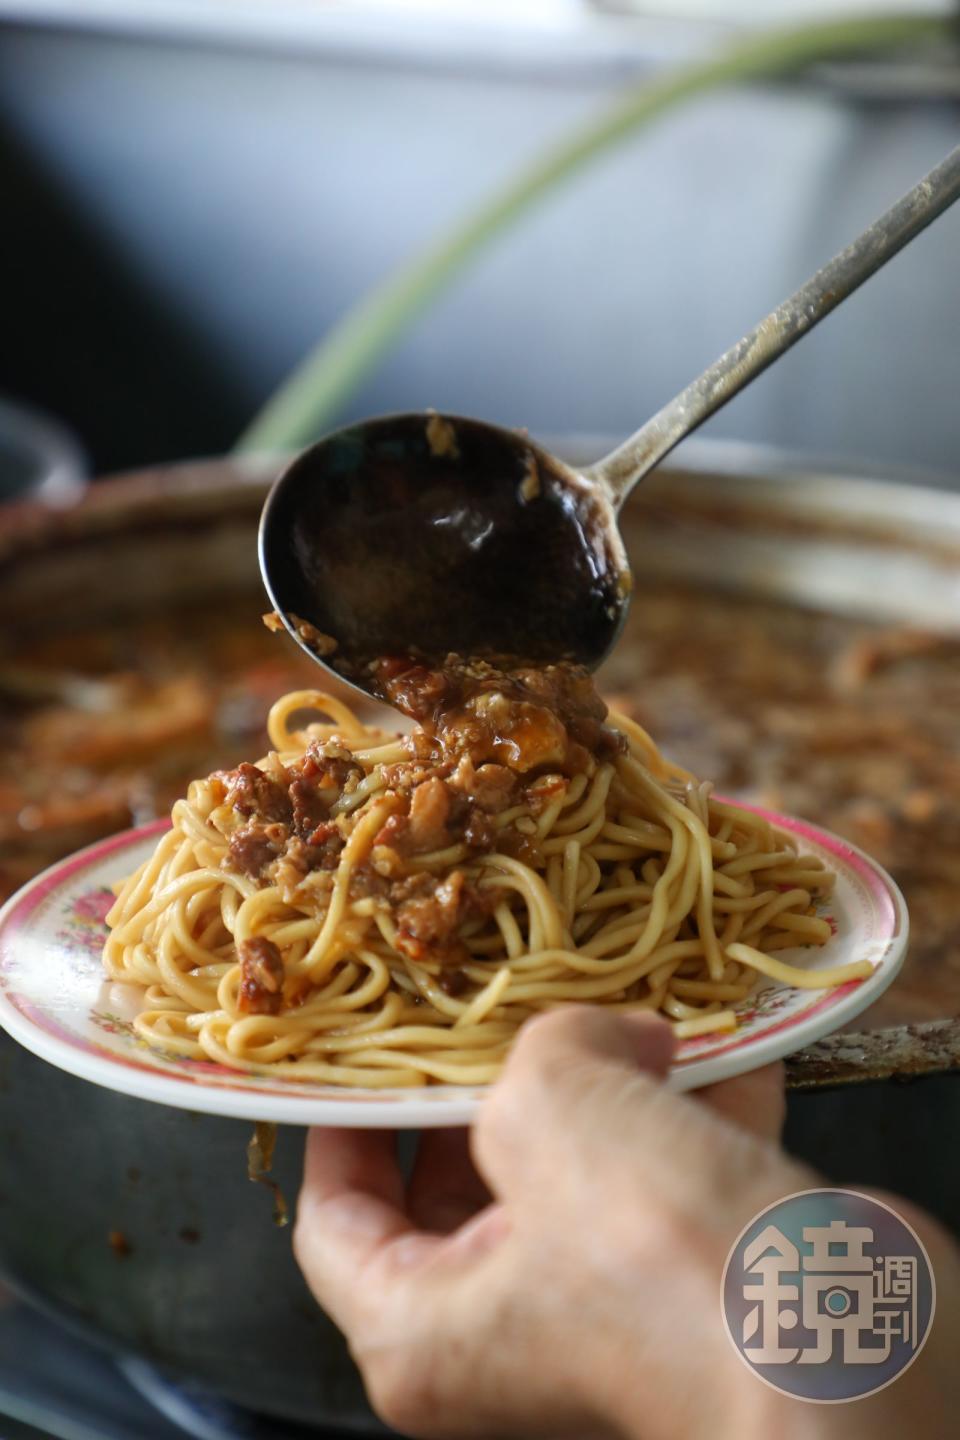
589 142 960 506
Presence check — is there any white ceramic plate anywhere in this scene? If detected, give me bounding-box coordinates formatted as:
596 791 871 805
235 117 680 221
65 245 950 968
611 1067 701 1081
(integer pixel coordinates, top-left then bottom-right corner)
0 807 907 1127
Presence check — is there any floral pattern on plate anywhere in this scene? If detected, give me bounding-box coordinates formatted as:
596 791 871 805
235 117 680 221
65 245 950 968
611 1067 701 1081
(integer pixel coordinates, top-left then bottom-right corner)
0 809 907 1127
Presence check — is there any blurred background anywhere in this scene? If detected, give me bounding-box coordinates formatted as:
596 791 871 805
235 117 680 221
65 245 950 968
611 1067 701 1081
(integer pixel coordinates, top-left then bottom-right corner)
2 0 960 480
1 5 960 1440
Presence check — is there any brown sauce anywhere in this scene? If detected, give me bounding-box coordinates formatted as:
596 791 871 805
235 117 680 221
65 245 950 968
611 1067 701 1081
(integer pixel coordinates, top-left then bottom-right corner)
214 657 622 968
237 936 285 1015
371 653 624 774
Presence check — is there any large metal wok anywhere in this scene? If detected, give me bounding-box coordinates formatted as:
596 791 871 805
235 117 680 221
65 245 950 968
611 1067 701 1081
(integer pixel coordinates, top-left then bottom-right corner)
0 445 957 1430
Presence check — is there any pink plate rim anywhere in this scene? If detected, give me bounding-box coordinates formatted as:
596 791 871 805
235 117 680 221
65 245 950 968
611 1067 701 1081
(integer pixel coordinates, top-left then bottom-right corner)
0 807 908 1126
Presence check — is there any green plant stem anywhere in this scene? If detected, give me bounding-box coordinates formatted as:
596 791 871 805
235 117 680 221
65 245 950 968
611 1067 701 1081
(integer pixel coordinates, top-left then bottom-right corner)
235 14 951 454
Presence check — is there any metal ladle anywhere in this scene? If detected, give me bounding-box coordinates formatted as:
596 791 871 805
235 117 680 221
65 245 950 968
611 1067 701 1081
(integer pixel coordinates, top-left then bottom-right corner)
260 143 960 700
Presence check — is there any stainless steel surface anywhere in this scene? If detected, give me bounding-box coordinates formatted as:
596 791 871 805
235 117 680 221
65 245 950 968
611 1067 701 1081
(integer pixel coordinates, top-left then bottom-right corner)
1 445 958 1427
594 143 960 501
0 1046 382 1432
616 439 960 634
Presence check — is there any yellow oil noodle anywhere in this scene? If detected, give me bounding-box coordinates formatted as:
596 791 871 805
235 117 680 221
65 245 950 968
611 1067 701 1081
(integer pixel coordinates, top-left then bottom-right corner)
103 691 871 1087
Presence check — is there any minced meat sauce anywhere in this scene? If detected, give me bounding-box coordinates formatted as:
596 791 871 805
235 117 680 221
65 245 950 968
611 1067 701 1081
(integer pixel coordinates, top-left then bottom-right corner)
237 935 285 1015
215 656 623 973
371 653 624 775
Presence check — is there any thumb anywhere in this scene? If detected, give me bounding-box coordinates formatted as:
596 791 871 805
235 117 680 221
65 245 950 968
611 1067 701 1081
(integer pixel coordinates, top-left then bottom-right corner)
471 1007 676 1198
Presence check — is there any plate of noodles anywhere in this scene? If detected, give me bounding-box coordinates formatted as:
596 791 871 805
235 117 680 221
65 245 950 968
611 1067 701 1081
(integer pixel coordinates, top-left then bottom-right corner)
0 675 907 1126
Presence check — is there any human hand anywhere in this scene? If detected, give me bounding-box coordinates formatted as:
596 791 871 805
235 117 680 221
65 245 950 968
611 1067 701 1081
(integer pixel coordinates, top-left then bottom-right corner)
294 1009 959 1439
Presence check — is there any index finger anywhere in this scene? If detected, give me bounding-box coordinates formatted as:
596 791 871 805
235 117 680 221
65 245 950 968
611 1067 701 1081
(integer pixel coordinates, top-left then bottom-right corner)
472 1007 676 1196
697 1062 787 1143
294 1128 429 1331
